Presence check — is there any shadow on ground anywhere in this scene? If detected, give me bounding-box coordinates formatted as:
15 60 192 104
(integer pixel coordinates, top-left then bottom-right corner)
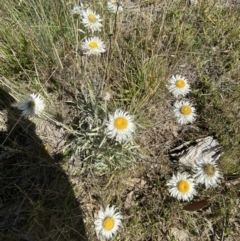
0 87 88 241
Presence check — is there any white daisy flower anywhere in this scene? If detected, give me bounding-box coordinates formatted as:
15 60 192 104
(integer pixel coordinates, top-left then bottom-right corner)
81 37 106 55
167 75 191 98
71 1 89 15
173 100 196 125
193 157 222 188
94 205 122 240
71 5 83 15
18 93 45 118
167 172 197 201
107 1 123 14
106 109 135 143
81 8 102 32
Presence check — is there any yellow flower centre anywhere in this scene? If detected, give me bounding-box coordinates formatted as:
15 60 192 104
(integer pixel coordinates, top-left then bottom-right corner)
114 117 128 130
204 164 216 177
177 180 190 193
89 41 98 49
28 100 35 109
180 106 192 115
176 79 186 88
88 13 97 23
103 217 115 231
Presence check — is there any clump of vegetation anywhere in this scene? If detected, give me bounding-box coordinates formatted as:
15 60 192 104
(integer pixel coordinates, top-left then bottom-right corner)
0 0 240 240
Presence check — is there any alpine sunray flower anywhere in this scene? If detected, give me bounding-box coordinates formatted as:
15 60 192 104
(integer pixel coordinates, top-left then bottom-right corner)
95 205 122 239
18 93 45 118
107 1 123 14
173 100 196 125
71 3 85 15
106 109 135 143
167 172 197 201
167 75 191 98
81 8 102 32
193 157 222 188
81 37 106 55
